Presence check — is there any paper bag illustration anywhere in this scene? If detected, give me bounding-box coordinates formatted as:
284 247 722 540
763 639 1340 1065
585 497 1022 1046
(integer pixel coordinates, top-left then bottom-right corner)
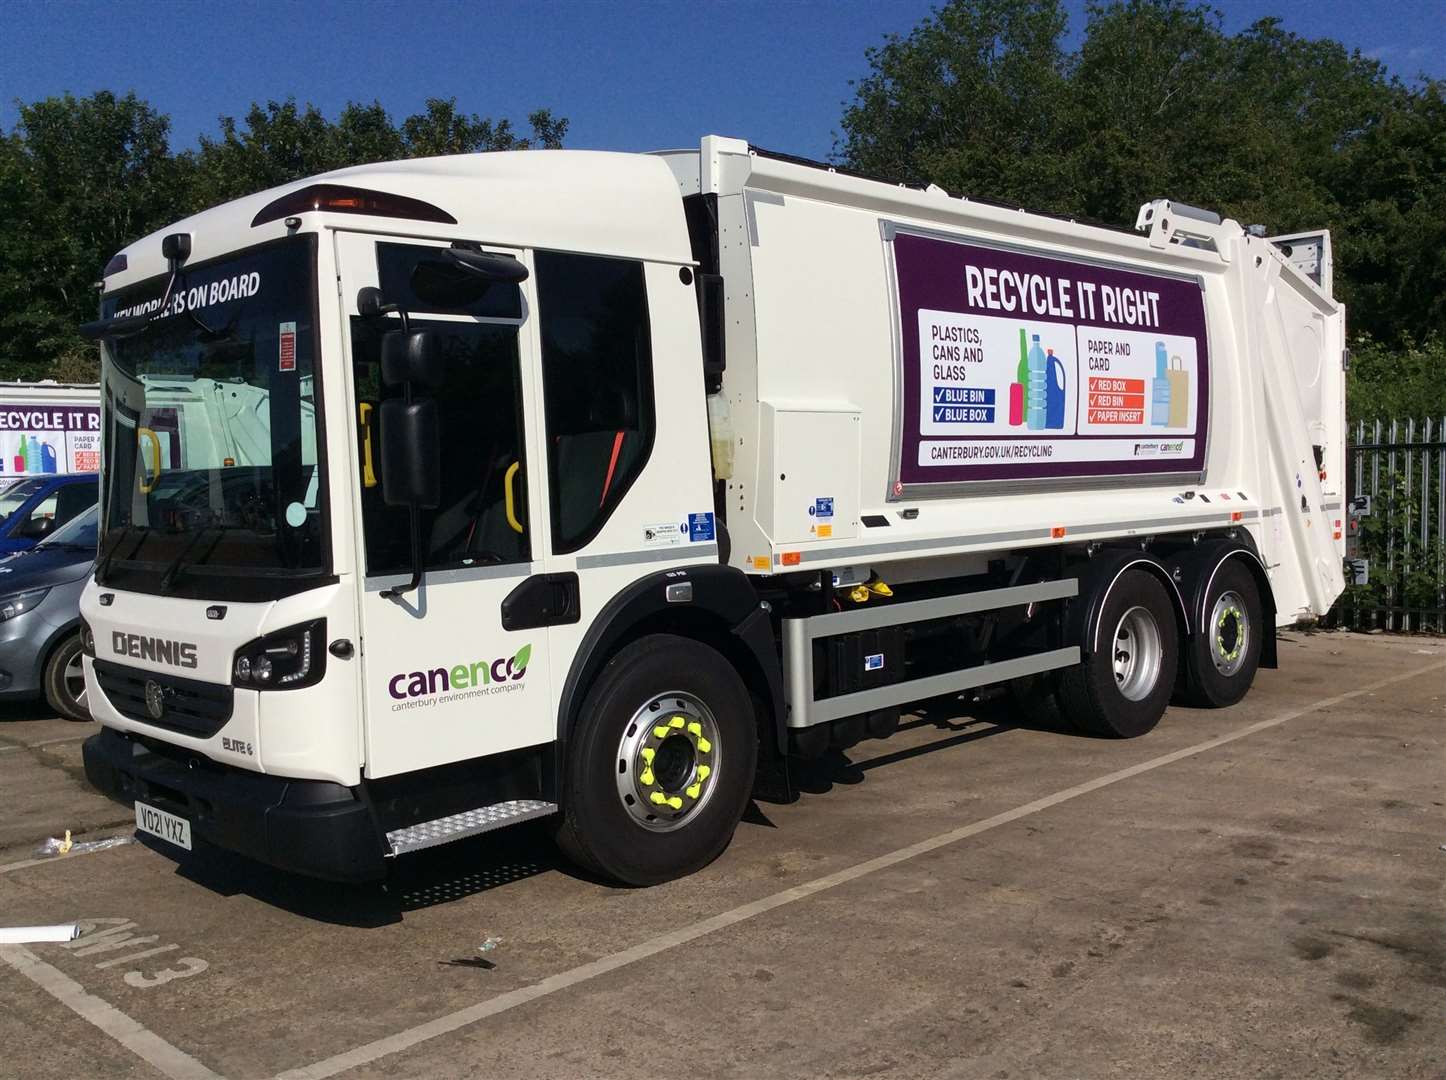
1167 355 1189 428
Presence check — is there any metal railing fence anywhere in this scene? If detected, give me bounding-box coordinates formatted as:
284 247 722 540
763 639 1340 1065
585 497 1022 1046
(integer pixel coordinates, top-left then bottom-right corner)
1334 417 1446 632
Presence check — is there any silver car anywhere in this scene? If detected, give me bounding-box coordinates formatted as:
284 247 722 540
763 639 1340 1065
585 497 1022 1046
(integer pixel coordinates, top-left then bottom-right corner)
0 504 98 720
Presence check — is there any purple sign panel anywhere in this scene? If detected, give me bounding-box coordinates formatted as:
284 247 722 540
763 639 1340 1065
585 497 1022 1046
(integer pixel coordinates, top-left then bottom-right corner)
0 403 101 476
892 230 1209 486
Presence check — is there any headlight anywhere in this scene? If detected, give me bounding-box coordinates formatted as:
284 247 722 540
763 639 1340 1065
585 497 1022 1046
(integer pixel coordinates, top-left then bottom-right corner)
81 618 95 656
233 619 326 690
0 588 49 622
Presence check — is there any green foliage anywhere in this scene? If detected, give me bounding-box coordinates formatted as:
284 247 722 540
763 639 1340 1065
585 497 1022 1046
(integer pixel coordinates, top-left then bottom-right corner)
839 0 1445 352
1346 335 1446 422
0 93 567 380
0 91 183 380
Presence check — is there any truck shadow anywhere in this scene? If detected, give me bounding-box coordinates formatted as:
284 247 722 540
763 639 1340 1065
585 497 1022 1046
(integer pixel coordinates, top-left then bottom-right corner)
789 689 1111 795
155 820 567 927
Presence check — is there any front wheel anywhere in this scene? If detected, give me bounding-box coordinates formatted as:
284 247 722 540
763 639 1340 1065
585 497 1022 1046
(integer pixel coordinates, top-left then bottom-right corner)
555 634 758 886
1059 568 1179 738
43 633 90 722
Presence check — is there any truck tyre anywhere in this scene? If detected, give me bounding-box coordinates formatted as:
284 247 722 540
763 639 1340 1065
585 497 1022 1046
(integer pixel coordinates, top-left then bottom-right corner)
1059 569 1178 738
43 633 90 722
555 633 757 886
1185 560 1263 708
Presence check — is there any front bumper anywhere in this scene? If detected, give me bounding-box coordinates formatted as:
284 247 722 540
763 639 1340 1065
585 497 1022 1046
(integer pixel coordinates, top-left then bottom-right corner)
82 726 387 882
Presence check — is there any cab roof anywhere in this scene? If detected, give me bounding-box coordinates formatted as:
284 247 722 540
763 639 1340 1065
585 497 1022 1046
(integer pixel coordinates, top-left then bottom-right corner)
105 149 694 293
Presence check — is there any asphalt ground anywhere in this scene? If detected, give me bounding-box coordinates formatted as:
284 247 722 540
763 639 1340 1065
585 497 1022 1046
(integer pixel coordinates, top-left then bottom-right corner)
1 630 1442 1080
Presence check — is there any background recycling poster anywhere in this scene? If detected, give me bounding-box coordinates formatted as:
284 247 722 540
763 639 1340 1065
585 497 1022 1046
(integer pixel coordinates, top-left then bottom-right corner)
892 230 1209 485
0 404 101 476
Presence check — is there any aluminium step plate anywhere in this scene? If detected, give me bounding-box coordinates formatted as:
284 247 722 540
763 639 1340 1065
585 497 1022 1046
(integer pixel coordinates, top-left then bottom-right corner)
386 800 558 856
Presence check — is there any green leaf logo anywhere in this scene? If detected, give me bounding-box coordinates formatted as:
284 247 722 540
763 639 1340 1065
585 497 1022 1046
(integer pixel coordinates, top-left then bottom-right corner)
511 643 532 675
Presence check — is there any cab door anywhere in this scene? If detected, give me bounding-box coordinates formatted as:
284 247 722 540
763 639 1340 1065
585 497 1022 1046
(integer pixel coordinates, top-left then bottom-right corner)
335 232 553 778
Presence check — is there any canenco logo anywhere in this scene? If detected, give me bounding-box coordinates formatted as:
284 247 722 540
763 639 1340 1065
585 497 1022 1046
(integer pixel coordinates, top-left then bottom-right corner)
388 644 532 700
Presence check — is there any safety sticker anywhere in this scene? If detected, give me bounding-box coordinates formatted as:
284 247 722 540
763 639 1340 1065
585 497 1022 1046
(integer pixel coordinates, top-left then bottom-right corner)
279 321 297 371
864 653 884 671
643 521 686 547
809 497 835 520
687 512 715 543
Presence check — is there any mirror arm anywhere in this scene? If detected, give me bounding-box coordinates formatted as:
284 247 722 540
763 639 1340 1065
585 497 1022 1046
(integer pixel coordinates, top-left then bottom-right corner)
381 505 425 601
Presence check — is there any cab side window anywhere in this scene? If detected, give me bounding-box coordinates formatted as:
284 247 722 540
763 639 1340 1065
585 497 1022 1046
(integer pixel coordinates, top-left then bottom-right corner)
352 318 530 577
535 252 654 553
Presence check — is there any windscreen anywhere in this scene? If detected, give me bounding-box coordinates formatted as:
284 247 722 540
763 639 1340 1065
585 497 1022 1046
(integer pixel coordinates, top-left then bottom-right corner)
97 236 328 600
0 478 46 521
38 503 99 551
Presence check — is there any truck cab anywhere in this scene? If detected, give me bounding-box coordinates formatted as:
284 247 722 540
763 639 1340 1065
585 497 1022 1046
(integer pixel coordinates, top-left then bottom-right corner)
81 151 734 882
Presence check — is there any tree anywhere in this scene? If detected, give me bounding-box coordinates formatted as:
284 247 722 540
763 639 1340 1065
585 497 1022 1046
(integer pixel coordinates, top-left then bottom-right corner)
401 98 568 156
0 91 182 379
838 0 1444 349
0 93 568 380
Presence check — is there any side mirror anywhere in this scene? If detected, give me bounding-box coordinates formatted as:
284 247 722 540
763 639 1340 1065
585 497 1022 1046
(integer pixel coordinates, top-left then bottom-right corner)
379 399 440 509
18 516 54 540
381 328 443 391
443 247 528 283
409 249 527 309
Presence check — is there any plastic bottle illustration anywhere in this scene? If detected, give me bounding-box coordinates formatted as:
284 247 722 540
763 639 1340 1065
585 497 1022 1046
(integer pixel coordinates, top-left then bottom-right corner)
15 435 30 473
1045 349 1066 430
1009 328 1027 426
40 441 57 473
1026 334 1048 430
1151 341 1171 426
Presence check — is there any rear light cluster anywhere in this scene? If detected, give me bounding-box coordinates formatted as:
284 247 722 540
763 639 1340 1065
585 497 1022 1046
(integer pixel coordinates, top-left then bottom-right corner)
250 184 456 228
233 620 326 690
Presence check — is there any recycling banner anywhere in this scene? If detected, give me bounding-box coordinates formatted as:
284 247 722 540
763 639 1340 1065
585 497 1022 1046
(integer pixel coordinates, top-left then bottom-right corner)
891 228 1209 486
0 404 101 476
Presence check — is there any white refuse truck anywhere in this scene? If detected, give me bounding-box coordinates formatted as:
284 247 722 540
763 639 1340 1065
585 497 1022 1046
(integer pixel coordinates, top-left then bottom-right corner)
79 136 1346 884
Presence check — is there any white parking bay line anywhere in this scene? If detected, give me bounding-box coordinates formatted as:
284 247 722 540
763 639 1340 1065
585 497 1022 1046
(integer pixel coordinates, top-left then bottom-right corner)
0 945 223 1080
277 658 1446 1080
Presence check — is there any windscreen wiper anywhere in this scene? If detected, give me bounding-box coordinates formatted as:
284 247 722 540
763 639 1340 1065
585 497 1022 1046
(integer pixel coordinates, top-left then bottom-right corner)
96 525 149 580
159 523 228 593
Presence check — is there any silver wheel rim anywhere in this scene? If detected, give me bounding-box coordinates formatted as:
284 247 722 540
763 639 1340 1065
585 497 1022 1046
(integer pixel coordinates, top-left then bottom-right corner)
1112 605 1163 702
63 650 88 714
614 691 721 832
1209 590 1250 677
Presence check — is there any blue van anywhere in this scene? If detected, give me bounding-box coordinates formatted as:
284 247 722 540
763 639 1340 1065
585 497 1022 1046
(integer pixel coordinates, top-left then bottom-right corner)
0 474 98 554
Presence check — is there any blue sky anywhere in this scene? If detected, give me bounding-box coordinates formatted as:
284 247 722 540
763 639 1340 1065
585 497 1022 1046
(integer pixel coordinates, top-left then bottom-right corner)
2 0 1441 161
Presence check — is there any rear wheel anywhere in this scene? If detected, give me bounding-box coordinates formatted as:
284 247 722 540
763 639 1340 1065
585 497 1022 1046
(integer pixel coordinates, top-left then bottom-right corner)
555 634 757 886
1059 568 1179 738
43 633 90 722
1185 559 1263 707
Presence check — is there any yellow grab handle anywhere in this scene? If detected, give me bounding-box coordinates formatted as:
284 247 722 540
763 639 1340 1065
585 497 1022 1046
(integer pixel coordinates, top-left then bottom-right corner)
138 427 162 493
504 461 523 534
358 403 377 488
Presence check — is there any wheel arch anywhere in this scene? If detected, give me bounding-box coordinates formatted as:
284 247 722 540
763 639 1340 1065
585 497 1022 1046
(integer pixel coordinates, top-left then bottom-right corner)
1065 548 1189 658
555 566 784 777
36 617 82 684
1166 536 1278 670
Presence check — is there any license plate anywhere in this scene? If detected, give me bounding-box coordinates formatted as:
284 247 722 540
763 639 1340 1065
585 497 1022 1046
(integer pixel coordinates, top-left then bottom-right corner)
134 801 192 851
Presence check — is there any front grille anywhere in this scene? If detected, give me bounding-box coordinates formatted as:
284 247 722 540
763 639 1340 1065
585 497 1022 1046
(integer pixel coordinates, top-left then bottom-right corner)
92 659 233 737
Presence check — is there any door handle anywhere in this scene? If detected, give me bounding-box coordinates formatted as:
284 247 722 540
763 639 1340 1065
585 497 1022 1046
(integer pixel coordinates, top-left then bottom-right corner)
501 572 579 631
504 461 523 534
